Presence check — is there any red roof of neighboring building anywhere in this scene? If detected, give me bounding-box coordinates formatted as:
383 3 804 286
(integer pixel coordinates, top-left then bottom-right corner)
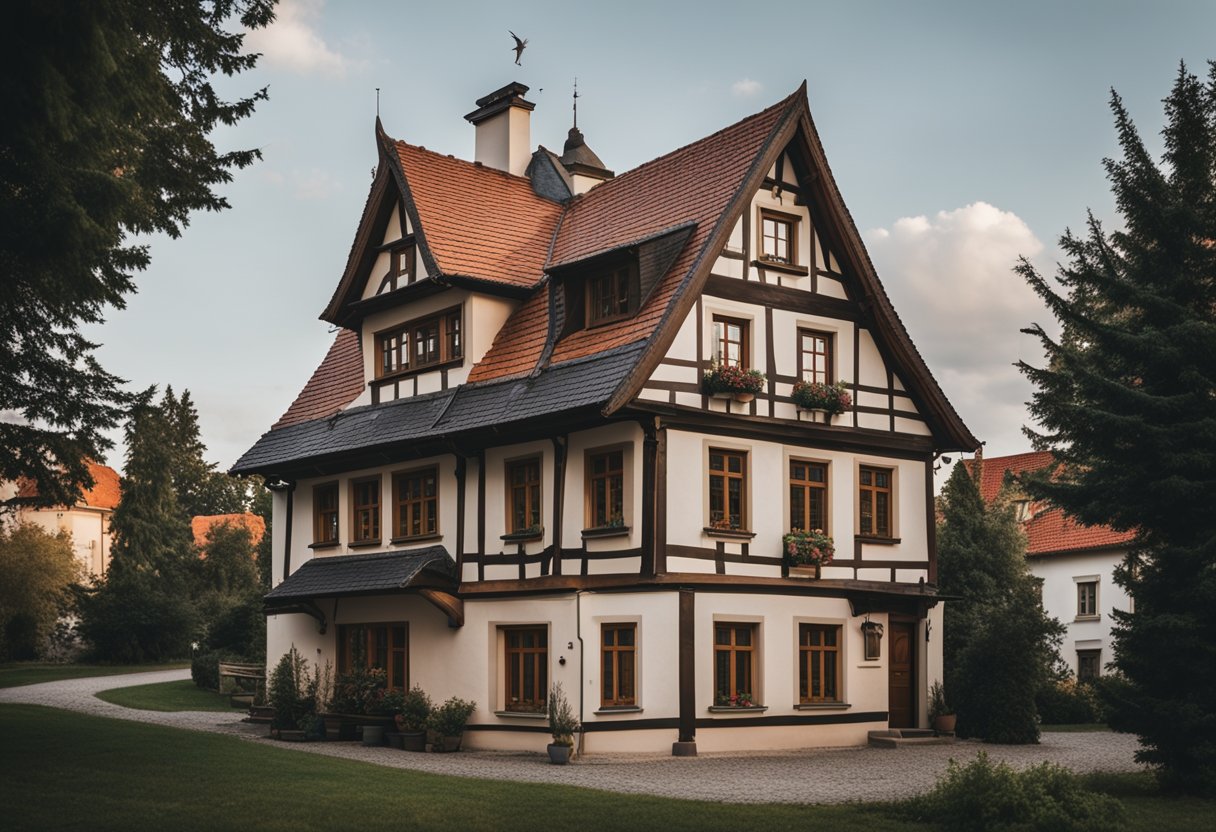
969 452 1136 556
192 513 266 548
16 460 121 510
273 328 365 429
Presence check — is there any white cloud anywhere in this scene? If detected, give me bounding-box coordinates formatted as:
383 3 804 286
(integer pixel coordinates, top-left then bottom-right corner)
731 78 763 97
246 0 347 77
865 202 1055 456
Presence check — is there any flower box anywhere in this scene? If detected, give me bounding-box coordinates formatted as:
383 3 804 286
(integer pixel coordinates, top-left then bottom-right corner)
703 363 766 399
783 529 835 572
791 380 852 415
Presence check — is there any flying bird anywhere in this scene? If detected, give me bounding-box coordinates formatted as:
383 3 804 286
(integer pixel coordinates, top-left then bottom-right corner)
510 31 527 66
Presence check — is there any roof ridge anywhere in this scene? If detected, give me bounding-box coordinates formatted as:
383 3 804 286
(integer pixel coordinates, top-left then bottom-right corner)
394 138 562 199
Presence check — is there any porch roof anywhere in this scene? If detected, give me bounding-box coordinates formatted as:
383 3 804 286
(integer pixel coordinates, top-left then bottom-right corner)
265 547 457 602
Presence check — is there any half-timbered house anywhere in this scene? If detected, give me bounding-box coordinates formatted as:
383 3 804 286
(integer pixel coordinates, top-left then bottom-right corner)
233 81 979 754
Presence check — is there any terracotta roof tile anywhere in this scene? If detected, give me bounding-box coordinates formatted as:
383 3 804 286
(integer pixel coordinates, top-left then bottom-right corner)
970 452 1136 557
273 329 364 429
191 513 266 548
395 143 563 289
16 460 121 510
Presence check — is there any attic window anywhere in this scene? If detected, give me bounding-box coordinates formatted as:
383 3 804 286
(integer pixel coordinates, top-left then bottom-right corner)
587 265 634 326
759 209 798 265
375 305 462 379
378 245 416 295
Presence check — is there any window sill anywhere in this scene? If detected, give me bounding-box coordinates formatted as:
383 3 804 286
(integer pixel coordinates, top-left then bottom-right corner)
855 535 900 546
347 539 383 549
594 706 642 715
751 259 809 277
795 702 851 710
308 542 340 550
501 531 544 543
390 533 443 545
494 710 547 720
1074 614 1101 622
582 526 631 539
708 705 768 713
703 527 757 541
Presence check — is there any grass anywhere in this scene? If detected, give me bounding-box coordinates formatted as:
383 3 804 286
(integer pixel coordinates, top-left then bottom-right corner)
95 679 239 712
0 661 190 689
1082 772 1216 832
1041 723 1113 732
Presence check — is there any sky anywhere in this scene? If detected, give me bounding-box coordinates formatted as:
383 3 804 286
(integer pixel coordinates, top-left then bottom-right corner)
84 0 1216 475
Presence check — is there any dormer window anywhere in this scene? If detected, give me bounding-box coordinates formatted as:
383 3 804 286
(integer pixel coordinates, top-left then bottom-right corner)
586 263 637 326
375 305 462 379
759 209 797 264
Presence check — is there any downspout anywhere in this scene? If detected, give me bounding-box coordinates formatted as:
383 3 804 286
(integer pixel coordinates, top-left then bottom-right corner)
265 478 297 585
576 589 586 757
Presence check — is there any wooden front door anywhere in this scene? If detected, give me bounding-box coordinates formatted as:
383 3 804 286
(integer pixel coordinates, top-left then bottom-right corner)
888 621 916 728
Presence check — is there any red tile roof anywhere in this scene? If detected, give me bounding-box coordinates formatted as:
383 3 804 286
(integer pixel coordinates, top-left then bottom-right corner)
273 328 365 429
192 513 266 549
969 452 1136 556
16 460 121 510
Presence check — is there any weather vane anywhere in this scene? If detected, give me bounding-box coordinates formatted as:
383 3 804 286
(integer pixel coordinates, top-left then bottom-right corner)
573 77 579 128
510 31 528 66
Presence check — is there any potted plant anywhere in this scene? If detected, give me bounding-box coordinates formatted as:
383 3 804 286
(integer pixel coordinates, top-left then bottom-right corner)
326 664 394 741
715 690 756 708
782 528 835 577
546 682 580 765
929 681 956 734
702 361 766 403
427 696 476 752
791 380 852 422
372 687 405 748
394 685 432 752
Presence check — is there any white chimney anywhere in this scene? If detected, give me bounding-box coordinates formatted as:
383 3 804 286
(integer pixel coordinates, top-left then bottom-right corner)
464 82 534 177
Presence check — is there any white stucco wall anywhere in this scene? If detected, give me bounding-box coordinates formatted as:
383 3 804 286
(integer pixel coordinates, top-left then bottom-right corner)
1028 549 1128 677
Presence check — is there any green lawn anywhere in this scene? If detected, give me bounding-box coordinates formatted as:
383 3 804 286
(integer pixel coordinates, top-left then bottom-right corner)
95 679 239 712
0 662 190 689
0 704 1209 832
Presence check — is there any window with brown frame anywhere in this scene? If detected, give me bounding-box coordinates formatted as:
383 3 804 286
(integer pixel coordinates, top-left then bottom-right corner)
393 467 438 540
858 466 893 538
708 449 747 531
339 623 409 689
799 623 841 703
759 209 797 264
587 266 633 326
1077 581 1098 618
503 626 548 712
714 622 757 705
1077 649 1101 683
798 329 833 384
712 316 749 368
601 623 637 708
506 457 542 534
313 482 339 545
351 477 381 544
586 449 624 529
375 306 462 379
790 461 828 533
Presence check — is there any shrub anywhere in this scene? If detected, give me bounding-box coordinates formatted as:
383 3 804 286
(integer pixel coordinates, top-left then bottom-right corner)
330 665 387 715
903 752 1127 832
205 590 266 662
267 647 330 731
191 649 226 690
1037 677 1105 725
398 685 433 732
929 681 952 721
78 569 199 663
547 682 579 745
0 523 82 661
427 697 476 737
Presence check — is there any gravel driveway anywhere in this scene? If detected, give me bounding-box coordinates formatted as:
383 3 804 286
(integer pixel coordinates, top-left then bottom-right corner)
0 669 1143 805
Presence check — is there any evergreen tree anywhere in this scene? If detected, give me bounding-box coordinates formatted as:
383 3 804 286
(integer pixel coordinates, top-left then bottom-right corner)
937 461 1063 743
250 477 273 589
0 1 276 510
1016 62 1216 794
164 387 247 518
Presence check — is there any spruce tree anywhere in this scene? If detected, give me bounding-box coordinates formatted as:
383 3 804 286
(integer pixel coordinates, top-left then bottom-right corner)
937 461 1063 743
165 387 247 518
1017 62 1216 794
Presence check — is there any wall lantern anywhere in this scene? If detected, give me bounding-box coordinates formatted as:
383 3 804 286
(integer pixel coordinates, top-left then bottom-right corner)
861 615 884 661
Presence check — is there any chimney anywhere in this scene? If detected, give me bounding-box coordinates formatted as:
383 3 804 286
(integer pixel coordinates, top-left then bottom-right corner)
464 82 534 177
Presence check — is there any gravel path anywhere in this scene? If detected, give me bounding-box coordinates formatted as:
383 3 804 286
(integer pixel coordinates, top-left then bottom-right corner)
0 669 1144 805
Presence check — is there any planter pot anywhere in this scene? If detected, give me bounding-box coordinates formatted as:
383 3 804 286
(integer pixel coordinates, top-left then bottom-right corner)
933 714 957 734
385 732 405 750
798 407 836 424
322 714 358 741
788 564 822 579
361 725 385 747
733 392 755 403
277 729 308 743
401 731 427 752
709 391 733 400
547 743 573 765
436 735 463 753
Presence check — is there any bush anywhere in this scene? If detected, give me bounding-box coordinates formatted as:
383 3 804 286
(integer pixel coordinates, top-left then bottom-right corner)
427 697 476 737
1037 678 1105 725
330 665 387 715
903 752 1127 832
547 682 579 745
78 569 199 663
267 646 330 732
205 591 265 662
0 523 82 661
398 685 432 732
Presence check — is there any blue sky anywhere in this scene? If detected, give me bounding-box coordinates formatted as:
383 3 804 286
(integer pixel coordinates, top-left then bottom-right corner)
87 0 1216 472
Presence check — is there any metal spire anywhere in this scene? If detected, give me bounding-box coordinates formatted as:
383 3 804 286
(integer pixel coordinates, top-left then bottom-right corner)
573 77 579 129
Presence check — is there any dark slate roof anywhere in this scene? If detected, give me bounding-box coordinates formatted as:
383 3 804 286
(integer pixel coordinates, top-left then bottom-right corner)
265 547 456 602
232 342 645 475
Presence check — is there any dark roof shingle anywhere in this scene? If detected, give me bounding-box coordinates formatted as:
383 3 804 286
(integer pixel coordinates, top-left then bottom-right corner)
265 547 456 602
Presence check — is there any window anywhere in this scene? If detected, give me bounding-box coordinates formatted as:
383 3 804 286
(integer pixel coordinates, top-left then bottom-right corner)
587 266 632 325
503 626 547 712
799 624 841 703
708 449 747 531
375 306 462 378
714 623 757 705
395 246 415 282
351 477 381 544
1077 649 1101 683
859 466 893 538
712 316 749 368
393 467 438 540
313 482 339 545
759 209 798 264
601 623 637 708
506 457 542 534
798 329 832 384
790 460 828 533
338 623 409 689
586 449 624 529
1077 581 1098 618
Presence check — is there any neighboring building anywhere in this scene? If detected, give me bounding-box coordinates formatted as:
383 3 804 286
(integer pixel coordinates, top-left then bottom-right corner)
4 461 120 580
192 513 267 552
971 451 1135 682
233 81 978 754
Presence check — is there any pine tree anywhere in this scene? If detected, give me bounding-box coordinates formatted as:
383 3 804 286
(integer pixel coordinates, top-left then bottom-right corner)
165 388 247 518
937 461 1063 743
1017 62 1216 794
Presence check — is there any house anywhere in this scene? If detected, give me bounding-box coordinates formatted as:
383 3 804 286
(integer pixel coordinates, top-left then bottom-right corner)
192 513 267 552
232 80 978 755
2 461 120 580
970 451 1134 682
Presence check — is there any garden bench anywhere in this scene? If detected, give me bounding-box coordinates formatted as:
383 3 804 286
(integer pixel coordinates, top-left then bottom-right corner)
217 661 265 705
